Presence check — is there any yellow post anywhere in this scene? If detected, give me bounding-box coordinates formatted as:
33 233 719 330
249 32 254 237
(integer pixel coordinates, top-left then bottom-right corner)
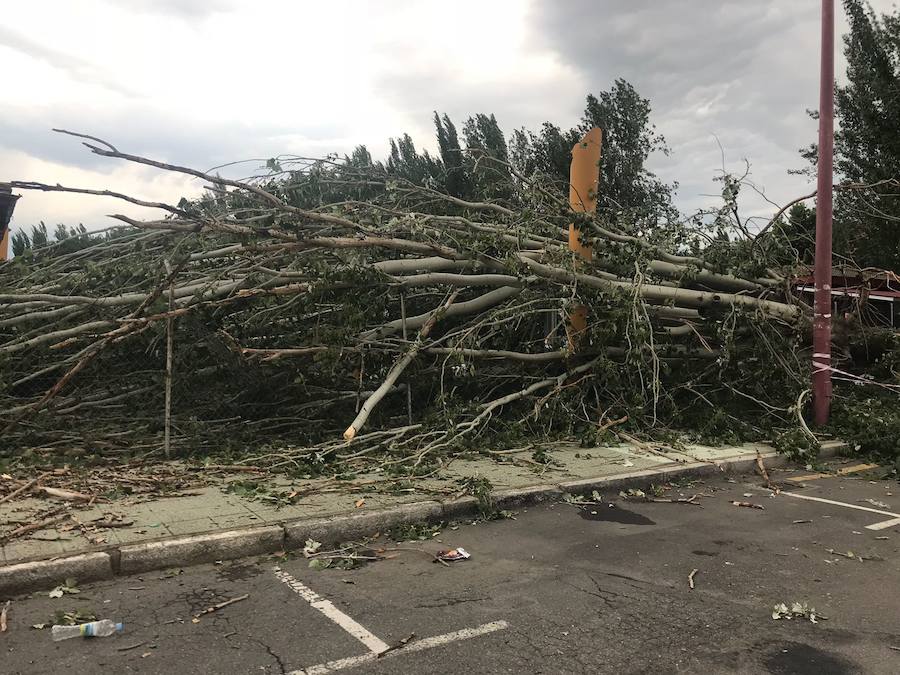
566 127 602 351
0 187 20 261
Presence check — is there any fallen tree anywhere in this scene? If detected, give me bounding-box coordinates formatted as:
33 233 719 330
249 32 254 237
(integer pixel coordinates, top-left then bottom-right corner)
1 130 897 473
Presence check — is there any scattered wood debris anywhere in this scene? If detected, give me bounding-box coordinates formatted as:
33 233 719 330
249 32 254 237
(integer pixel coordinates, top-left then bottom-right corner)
825 547 881 562
772 601 825 623
731 500 765 510
0 510 71 544
619 488 702 505
1 600 9 632
0 471 91 503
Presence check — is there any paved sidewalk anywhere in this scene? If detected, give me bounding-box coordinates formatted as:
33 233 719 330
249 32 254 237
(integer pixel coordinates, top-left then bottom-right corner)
1 440 845 570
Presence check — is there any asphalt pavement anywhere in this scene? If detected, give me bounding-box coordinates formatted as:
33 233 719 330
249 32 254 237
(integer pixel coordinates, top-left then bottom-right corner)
3 461 899 674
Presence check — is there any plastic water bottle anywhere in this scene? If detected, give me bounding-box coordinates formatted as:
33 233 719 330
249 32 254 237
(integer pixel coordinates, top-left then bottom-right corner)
51 620 123 641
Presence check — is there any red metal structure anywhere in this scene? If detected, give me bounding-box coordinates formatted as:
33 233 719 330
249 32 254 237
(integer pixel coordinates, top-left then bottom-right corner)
813 0 835 425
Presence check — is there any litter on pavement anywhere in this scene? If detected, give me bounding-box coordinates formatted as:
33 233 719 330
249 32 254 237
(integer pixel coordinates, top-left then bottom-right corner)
771 602 825 623
436 548 471 562
51 619 124 641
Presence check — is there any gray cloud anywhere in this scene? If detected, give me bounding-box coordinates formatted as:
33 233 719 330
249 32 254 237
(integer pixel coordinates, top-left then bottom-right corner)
364 1 831 218
0 104 353 180
0 25 137 97
374 64 583 147
526 0 829 214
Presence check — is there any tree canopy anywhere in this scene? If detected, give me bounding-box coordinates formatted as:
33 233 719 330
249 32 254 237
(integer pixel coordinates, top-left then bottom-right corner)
800 0 900 270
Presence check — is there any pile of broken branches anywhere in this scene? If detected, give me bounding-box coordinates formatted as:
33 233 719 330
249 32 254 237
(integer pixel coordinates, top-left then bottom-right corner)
0 130 894 473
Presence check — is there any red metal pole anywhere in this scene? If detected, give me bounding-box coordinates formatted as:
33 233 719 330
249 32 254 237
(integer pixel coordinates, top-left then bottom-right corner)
813 0 835 425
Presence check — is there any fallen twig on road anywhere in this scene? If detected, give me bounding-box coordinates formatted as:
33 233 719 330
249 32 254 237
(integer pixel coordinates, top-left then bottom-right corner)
1 600 9 632
651 495 701 506
688 569 698 590
383 546 451 567
620 488 702 505
825 547 881 562
117 641 147 651
193 594 249 619
756 450 777 492
377 633 416 658
731 500 765 510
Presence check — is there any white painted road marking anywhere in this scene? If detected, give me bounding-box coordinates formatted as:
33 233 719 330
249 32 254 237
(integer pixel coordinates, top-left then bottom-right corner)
274 568 390 654
779 491 900 530
866 517 900 531
293 620 510 675
275 568 509 673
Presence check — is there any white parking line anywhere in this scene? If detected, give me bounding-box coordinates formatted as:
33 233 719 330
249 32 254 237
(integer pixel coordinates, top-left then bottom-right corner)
866 517 900 531
779 491 900 530
274 568 390 653
294 621 510 674
275 567 509 673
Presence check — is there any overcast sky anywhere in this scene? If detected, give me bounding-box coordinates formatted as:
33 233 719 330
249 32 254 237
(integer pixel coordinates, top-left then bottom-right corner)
2 0 895 235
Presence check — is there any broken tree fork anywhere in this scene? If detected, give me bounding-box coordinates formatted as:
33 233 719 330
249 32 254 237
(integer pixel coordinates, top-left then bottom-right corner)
566 127 602 352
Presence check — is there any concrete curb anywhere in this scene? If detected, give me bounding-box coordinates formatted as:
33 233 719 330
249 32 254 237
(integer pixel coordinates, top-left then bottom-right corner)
285 501 443 549
0 552 113 595
0 443 846 595
118 525 285 575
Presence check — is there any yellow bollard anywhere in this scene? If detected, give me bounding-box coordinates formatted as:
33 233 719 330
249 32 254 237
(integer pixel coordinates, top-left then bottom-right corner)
566 127 602 351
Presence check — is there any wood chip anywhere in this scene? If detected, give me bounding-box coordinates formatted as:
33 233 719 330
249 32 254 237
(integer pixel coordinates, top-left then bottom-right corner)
731 501 765 510
688 569 698 590
1 600 9 632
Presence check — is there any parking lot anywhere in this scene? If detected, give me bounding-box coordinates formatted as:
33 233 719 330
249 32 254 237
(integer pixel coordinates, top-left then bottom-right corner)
3 462 899 674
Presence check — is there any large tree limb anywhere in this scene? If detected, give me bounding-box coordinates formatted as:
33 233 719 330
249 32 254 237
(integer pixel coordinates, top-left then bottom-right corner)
362 286 523 339
519 255 801 321
343 291 460 440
